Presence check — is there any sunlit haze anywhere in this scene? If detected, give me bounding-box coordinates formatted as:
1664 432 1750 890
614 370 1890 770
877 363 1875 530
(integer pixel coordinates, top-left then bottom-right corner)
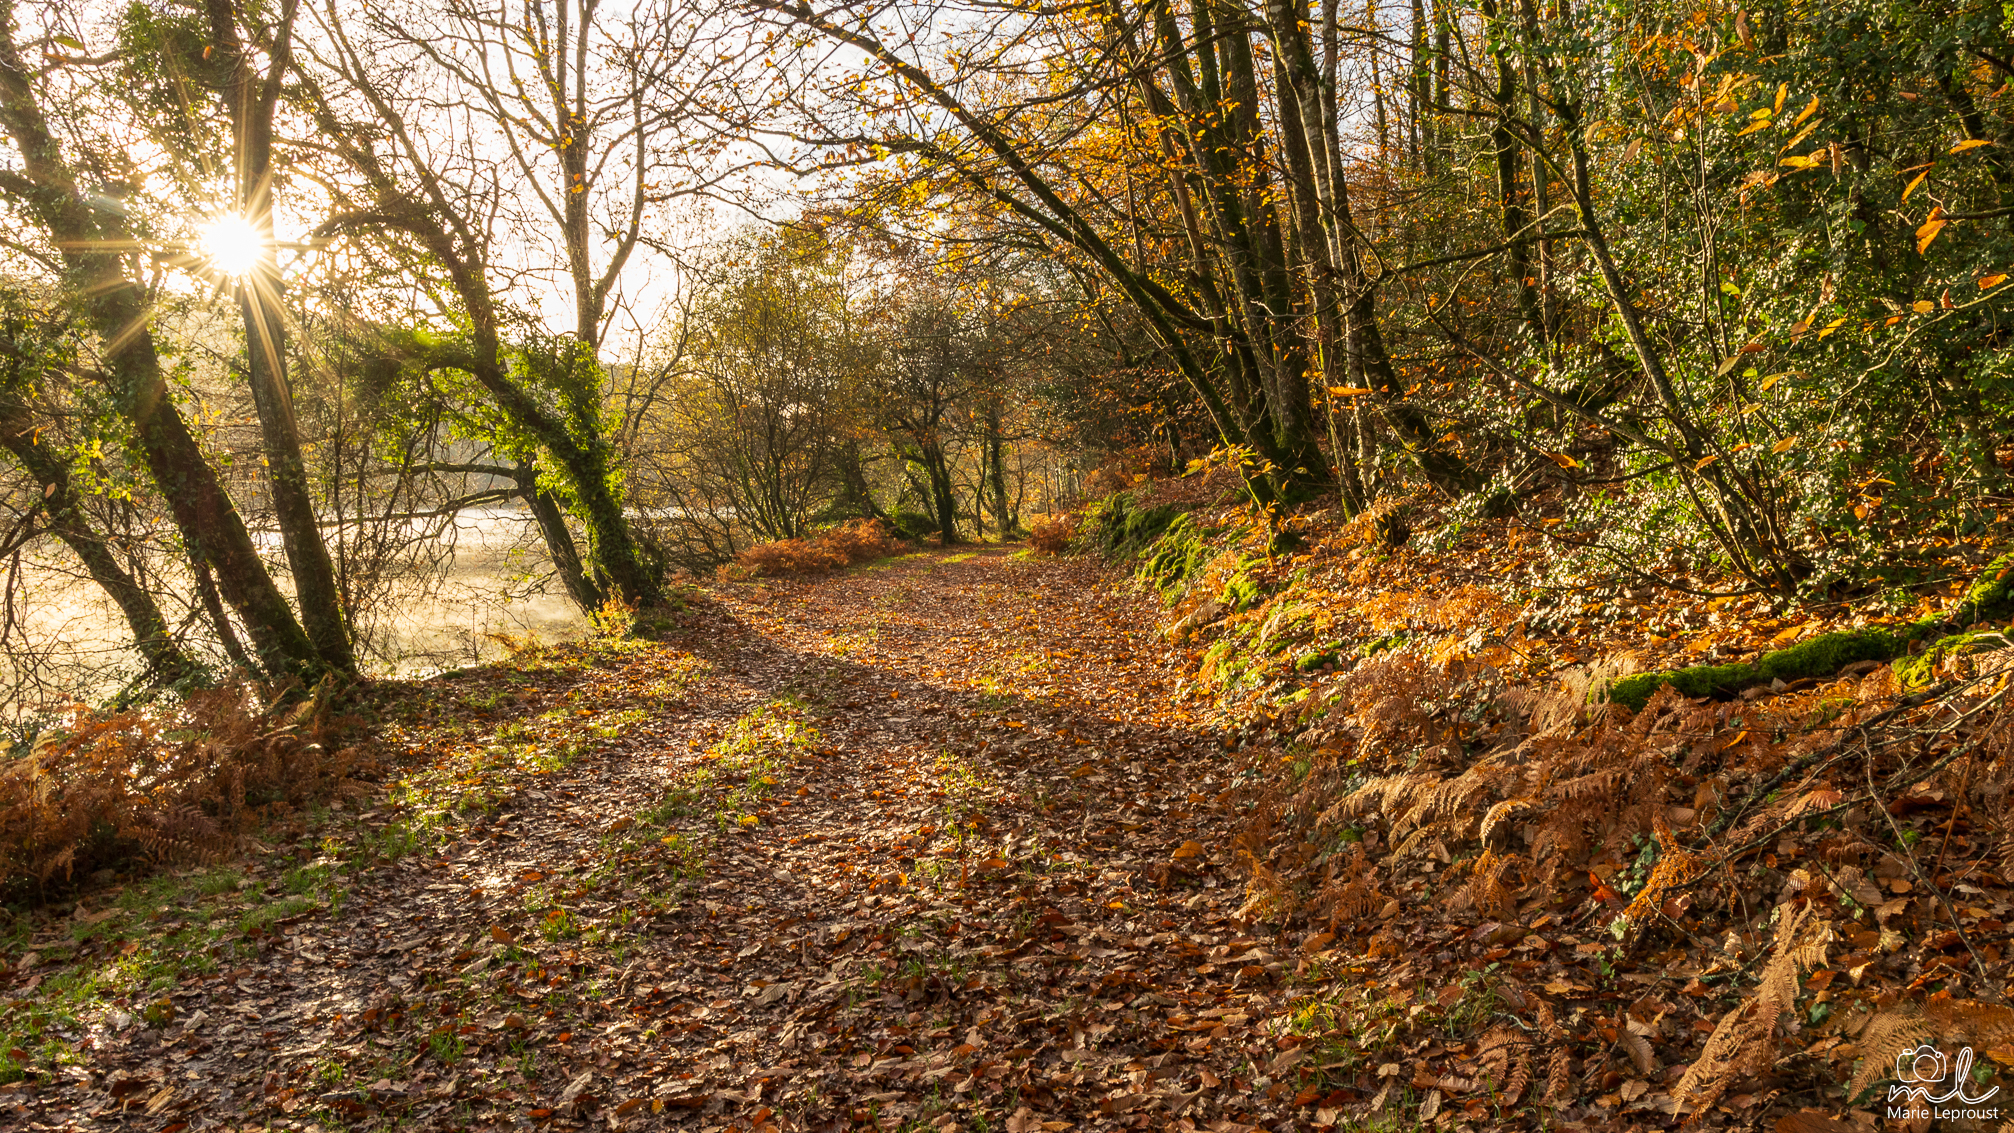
199 213 262 278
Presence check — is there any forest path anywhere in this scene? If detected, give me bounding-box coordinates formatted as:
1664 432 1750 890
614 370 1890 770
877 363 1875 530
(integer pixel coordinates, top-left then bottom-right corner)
29 548 1323 1133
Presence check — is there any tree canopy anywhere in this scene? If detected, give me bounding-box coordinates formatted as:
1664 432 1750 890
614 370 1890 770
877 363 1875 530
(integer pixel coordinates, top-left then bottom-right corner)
0 0 2008 694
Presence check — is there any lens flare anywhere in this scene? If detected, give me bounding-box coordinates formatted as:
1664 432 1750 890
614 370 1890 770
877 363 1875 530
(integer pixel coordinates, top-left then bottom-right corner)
199 214 263 278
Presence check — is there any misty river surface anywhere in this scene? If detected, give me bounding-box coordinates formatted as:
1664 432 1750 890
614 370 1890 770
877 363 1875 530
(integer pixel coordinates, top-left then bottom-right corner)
9 507 591 713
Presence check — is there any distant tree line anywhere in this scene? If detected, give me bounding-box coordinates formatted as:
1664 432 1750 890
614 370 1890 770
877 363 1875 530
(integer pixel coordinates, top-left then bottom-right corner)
2 0 2009 715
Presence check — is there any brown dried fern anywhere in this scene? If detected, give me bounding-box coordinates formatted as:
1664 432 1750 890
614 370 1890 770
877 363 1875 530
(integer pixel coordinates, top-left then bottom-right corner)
1673 904 1834 1115
0 677 351 896
1478 1024 1536 1105
1465 849 1520 920
1847 998 2014 1101
1619 813 1714 930
1234 850 1290 922
1313 844 1387 926
130 803 229 866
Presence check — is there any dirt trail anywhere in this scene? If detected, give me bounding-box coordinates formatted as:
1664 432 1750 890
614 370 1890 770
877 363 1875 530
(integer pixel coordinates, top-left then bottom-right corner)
17 549 1326 1133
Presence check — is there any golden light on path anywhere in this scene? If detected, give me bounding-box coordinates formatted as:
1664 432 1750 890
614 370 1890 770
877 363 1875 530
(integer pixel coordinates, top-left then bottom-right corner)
199 213 263 278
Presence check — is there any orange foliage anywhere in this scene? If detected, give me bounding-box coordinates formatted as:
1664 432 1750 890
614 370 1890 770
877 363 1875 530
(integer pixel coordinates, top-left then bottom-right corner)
1078 466 1130 498
0 682 356 896
1028 512 1080 556
730 518 899 578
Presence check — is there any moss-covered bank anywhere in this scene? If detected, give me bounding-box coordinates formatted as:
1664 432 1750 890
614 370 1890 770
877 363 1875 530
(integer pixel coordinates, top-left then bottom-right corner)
1606 552 2014 710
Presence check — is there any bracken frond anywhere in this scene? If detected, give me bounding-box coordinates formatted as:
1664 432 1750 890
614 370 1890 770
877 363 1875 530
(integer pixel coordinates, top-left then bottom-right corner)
1315 844 1387 926
1480 797 1532 850
1478 1024 1536 1105
1674 905 1833 1114
0 677 354 894
1620 815 1715 929
1849 998 2014 1100
1545 1044 1575 1108
1235 850 1290 922
1465 849 1520 919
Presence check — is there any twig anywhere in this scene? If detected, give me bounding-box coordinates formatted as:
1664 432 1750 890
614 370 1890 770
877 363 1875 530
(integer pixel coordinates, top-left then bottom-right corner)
1867 733 2006 1005
1716 713 2002 863
1698 682 1956 847
1930 750 1977 882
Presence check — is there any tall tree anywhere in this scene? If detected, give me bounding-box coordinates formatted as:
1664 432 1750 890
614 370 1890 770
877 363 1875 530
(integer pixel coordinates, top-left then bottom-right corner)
0 0 325 679
876 283 970 545
203 0 356 674
655 228 864 544
300 0 757 609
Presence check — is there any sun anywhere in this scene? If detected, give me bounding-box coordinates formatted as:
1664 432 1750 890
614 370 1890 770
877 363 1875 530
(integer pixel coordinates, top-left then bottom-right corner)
199 213 264 278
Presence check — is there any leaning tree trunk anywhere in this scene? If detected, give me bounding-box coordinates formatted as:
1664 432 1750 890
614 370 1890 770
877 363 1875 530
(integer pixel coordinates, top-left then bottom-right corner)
515 463 604 610
0 399 198 685
0 7 324 681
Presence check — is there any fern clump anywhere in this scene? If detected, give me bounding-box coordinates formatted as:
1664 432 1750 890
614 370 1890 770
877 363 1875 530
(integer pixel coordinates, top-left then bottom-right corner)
1845 998 2014 1104
1673 905 1835 1114
0 681 353 899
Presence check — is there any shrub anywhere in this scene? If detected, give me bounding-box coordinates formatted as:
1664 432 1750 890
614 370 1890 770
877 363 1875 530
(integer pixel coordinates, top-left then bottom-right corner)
888 510 940 540
0 681 356 900
730 518 899 578
1029 512 1080 555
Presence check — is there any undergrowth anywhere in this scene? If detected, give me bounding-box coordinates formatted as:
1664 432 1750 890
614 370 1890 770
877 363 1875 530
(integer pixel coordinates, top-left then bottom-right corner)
1054 477 2014 1127
0 844 349 1084
0 619 714 1073
724 518 901 578
0 680 361 903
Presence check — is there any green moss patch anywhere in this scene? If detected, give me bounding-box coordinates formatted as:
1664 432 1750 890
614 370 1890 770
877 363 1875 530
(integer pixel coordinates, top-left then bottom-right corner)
1361 633 1410 659
1296 642 1350 673
1295 647 1339 673
1608 627 1907 711
1751 627 1904 682
1089 492 1186 560
1606 553 2011 710
1198 624 1273 690
1957 552 2014 626
1893 628 2013 689
1137 513 1216 598
889 510 940 539
1219 556 1270 613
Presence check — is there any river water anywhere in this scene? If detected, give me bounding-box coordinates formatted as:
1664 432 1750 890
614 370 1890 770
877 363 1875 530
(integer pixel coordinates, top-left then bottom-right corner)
7 507 589 718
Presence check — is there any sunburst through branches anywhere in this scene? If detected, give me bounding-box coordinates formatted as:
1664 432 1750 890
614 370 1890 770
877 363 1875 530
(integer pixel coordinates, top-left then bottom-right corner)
197 213 262 279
